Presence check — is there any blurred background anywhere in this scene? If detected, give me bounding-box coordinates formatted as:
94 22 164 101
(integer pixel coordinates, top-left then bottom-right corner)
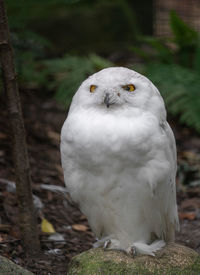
4 0 200 131
0 0 200 273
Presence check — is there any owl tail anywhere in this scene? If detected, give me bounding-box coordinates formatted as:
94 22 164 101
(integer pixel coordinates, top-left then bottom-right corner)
132 240 165 256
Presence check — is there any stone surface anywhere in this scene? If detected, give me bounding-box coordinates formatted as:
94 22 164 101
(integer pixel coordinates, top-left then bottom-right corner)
67 243 200 275
0 255 33 275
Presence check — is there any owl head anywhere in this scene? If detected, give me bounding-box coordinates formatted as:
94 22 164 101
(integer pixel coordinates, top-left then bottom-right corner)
70 67 166 121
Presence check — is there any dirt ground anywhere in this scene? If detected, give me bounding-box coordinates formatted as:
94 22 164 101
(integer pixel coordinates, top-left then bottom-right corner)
0 89 200 274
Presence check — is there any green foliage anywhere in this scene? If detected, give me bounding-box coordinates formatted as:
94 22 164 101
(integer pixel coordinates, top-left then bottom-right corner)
132 36 174 63
170 10 198 49
133 11 200 67
170 10 199 67
132 11 200 133
3 0 141 106
12 31 52 89
3 0 138 105
144 63 200 132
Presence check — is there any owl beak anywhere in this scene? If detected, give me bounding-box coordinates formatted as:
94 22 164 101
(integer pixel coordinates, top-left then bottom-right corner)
104 93 110 108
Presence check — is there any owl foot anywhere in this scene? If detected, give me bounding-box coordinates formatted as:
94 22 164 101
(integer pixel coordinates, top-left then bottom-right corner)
93 237 110 248
126 240 165 257
103 239 111 249
126 245 137 257
93 237 121 251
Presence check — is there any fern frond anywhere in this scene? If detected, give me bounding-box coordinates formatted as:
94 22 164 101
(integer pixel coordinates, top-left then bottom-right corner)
145 63 200 133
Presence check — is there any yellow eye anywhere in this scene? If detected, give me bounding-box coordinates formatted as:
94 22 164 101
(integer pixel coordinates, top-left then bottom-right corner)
123 84 135 92
90 85 97 93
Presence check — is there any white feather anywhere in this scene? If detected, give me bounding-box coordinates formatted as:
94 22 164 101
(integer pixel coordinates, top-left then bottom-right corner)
60 67 179 255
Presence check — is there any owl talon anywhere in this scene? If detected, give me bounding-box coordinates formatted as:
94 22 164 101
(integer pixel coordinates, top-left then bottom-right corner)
127 245 137 257
103 239 111 249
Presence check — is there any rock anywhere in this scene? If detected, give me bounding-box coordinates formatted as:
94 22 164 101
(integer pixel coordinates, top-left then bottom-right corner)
67 243 200 275
0 255 33 275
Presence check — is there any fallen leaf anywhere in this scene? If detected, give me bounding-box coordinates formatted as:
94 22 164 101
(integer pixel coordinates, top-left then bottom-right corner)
41 218 56 234
47 131 60 142
72 224 88 232
178 212 196 220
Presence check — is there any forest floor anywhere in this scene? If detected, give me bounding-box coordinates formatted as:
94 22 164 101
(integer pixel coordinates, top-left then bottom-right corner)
0 89 200 274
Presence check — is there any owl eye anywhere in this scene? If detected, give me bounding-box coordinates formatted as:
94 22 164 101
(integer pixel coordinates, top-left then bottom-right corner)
122 84 135 92
90 85 97 93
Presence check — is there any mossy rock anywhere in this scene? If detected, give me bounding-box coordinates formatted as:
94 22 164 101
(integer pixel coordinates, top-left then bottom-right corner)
0 255 33 275
67 243 200 275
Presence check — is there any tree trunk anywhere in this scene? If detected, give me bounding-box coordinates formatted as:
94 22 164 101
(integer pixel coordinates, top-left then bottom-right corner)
0 0 40 256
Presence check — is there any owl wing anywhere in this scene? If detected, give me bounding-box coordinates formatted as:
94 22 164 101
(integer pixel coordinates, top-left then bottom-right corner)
158 122 179 241
143 121 179 243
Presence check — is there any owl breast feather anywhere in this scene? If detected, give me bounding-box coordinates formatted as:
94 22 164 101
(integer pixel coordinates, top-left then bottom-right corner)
62 108 166 168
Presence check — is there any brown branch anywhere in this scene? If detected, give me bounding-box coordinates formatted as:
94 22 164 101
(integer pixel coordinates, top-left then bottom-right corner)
0 0 40 256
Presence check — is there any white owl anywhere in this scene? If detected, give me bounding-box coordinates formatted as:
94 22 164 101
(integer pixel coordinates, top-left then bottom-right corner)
60 67 179 256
